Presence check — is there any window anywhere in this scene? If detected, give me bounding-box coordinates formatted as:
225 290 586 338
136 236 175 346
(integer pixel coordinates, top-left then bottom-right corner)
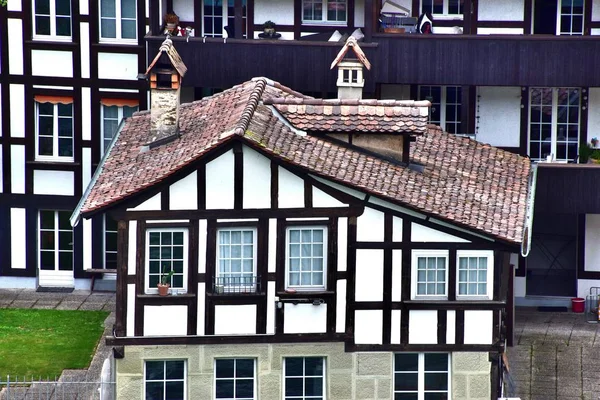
560 0 584 35
145 360 186 400
101 103 138 155
394 353 450 400
215 358 255 399
457 250 493 299
104 215 118 269
528 87 580 162
421 0 463 15
216 228 257 292
284 357 325 400
100 0 137 41
33 0 71 39
419 86 462 134
412 250 448 299
203 0 248 38
146 229 188 293
286 226 327 291
39 210 73 271
36 100 73 161
302 0 347 24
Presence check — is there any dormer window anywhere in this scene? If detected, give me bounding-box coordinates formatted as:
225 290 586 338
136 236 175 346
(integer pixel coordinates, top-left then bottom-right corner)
150 68 179 90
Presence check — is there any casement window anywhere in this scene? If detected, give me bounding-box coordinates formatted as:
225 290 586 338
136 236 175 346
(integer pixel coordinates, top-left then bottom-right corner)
216 228 257 293
394 353 450 400
203 0 247 38
421 0 463 15
457 250 493 300
411 250 448 300
33 0 71 39
215 358 256 399
146 228 188 293
100 0 137 41
528 87 580 162
101 102 138 155
104 215 118 269
39 210 73 271
145 360 186 400
35 98 73 161
419 86 462 134
559 0 584 35
302 0 347 24
285 226 327 291
284 357 325 400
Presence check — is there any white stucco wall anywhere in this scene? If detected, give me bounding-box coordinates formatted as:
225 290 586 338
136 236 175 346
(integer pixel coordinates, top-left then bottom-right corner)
476 86 521 148
254 0 295 25
478 0 524 21
585 215 600 272
588 88 600 142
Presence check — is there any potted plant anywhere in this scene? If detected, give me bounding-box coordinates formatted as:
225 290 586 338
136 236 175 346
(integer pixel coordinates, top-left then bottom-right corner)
579 142 600 164
157 269 175 296
263 20 276 36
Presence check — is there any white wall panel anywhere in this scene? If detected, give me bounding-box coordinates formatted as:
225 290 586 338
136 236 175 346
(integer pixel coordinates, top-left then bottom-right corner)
393 216 403 241
0 145 2 191
128 221 137 275
82 88 92 140
477 27 524 34
7 19 23 75
284 303 327 334
588 88 600 142
592 0 600 20
144 306 187 336
392 250 402 302
198 220 207 273
0 86 3 135
592 28 600 35
32 50 73 77
336 279 347 333
173 0 194 21
337 217 347 271
7 0 21 11
278 167 304 208
268 219 277 273
408 310 438 344
242 147 270 208
355 310 383 344
312 175 366 201
126 284 135 336
267 281 276 334
446 310 456 344
215 305 257 335
10 208 26 269
585 215 600 272
9 85 25 138
129 193 161 211
313 187 345 207
79 0 89 14
197 283 205 335
464 310 493 344
514 276 526 297
391 310 401 344
411 223 469 242
10 145 25 193
206 149 234 209
476 87 521 147
33 170 74 195
98 53 138 80
478 0 524 20
357 207 385 242
355 249 384 301
82 147 92 189
83 218 92 270
354 0 365 26
254 0 294 25
80 23 90 78
578 279 600 298
169 171 197 210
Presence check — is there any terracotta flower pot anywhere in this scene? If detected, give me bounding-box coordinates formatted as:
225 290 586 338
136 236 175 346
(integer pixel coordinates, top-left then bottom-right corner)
157 283 170 296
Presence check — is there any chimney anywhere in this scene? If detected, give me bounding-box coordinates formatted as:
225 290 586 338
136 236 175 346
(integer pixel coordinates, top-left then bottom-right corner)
330 37 371 100
144 38 187 148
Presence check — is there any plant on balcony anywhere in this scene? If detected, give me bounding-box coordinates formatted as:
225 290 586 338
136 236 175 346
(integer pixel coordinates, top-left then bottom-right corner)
157 269 175 296
579 142 600 164
263 20 277 36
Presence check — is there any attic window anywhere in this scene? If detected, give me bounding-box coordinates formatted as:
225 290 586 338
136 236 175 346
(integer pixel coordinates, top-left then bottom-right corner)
342 69 358 84
156 73 173 89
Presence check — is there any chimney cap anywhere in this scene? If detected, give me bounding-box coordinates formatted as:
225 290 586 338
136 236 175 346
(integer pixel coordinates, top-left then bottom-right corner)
145 38 187 78
330 36 371 71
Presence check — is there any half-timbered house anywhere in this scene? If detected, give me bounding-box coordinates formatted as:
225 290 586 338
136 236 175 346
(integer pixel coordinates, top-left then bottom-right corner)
72 39 531 400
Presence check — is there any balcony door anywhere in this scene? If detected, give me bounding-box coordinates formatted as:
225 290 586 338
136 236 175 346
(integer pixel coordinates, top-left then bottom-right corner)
533 0 584 35
203 0 247 37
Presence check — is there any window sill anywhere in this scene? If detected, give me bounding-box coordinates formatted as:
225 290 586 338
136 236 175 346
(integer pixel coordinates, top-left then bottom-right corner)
138 293 194 298
207 292 264 299
30 36 74 43
96 40 141 47
28 160 80 167
277 290 335 298
302 21 347 26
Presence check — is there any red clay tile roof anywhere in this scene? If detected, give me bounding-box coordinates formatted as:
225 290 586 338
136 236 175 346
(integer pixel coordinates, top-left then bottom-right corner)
76 77 530 244
266 98 430 134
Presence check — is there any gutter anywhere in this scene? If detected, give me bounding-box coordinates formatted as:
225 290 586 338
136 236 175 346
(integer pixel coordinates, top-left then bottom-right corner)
70 118 128 227
521 163 537 257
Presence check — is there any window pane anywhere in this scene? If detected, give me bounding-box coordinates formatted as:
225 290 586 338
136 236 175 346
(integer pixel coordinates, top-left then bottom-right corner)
145 361 164 380
121 0 136 18
145 382 164 400
56 16 71 36
121 20 137 39
396 394 419 400
285 378 303 396
425 353 448 371
35 0 50 14
35 16 51 35
285 357 304 376
236 359 254 378
165 360 184 379
215 380 234 398
101 19 117 38
305 377 323 396
101 0 116 17
56 0 71 15
395 354 418 371
165 382 184 399
395 372 418 391
40 251 55 270
216 359 235 378
236 379 254 398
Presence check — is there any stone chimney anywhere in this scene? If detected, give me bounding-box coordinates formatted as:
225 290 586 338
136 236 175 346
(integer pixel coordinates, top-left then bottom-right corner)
330 37 371 100
144 38 187 148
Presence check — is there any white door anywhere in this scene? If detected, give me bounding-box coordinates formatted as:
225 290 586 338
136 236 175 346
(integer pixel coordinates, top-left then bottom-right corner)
38 210 75 288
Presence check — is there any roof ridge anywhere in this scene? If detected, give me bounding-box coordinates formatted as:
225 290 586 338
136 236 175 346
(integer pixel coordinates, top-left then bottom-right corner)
252 77 311 100
264 98 431 107
234 78 268 135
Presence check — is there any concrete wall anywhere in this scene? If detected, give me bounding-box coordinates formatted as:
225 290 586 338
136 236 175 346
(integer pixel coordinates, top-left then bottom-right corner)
116 343 491 400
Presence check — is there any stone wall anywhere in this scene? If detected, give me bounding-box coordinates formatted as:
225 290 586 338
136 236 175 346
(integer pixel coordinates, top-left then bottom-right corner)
115 343 491 400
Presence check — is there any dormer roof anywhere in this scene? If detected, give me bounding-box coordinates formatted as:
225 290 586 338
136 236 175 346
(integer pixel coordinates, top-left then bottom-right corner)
145 38 187 77
330 36 371 71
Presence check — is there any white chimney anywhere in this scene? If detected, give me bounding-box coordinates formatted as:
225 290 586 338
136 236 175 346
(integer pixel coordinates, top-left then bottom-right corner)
330 37 371 100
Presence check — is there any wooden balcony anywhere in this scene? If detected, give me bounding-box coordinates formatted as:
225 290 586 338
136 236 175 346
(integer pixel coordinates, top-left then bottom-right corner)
147 33 600 92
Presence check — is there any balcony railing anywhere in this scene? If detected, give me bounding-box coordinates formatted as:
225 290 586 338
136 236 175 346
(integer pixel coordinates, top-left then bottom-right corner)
212 275 261 295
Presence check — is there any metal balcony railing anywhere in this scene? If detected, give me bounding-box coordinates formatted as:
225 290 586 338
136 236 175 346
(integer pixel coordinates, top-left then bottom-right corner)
212 275 260 294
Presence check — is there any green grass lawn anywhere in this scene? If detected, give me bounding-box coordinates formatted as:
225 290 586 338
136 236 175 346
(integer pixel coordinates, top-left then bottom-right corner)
0 309 109 378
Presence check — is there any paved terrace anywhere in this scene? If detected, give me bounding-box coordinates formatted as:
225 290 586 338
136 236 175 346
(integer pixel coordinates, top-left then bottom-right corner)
509 307 600 400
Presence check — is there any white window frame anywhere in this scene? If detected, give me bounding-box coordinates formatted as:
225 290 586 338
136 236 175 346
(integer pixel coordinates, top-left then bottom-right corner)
101 104 138 156
411 250 449 300
302 0 348 25
283 357 326 400
456 250 493 300
202 0 248 38
214 358 257 400
216 227 257 293
285 225 328 292
103 214 118 269
528 87 581 162
144 359 187 400
557 0 585 35
420 0 464 16
32 0 72 40
99 0 137 43
38 210 74 272
418 85 462 134
394 353 451 400
145 228 189 294
35 101 74 162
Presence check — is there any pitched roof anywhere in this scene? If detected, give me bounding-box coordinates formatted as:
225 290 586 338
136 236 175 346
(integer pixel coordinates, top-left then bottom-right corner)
145 38 187 77
74 77 530 244
330 36 372 70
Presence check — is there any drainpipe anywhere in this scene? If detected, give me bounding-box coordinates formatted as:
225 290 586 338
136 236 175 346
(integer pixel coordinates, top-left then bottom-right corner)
521 164 538 257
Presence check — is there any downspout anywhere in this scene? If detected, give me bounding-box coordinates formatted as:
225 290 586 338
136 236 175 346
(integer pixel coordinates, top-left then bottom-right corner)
521 164 538 257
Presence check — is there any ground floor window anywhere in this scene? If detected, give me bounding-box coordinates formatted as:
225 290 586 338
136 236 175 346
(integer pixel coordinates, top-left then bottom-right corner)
394 353 450 399
145 360 186 400
284 357 325 400
215 358 256 399
39 210 73 271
